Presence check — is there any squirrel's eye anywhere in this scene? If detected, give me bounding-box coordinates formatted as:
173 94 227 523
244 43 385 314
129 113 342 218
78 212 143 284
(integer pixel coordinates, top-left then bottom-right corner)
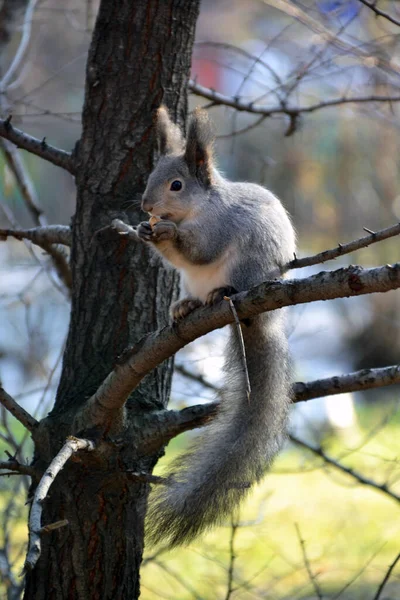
170 180 182 191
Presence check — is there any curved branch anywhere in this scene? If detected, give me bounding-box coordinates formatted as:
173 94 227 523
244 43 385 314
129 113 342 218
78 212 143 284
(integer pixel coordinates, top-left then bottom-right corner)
0 386 38 432
189 81 400 119
24 436 95 573
0 225 71 247
0 118 75 173
75 262 400 429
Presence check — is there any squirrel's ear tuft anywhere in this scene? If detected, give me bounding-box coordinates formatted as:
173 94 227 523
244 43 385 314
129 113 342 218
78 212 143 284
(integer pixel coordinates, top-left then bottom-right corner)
184 108 215 186
156 106 184 155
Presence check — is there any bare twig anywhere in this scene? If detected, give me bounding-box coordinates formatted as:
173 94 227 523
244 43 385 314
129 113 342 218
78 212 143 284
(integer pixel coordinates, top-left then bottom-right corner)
357 0 400 27
295 523 323 600
0 0 40 90
75 262 400 428
0 118 74 173
225 296 251 402
372 551 400 600
290 435 400 505
287 222 400 270
39 519 69 534
0 387 37 432
0 225 71 247
24 436 95 572
189 81 400 120
1 138 43 222
225 517 239 600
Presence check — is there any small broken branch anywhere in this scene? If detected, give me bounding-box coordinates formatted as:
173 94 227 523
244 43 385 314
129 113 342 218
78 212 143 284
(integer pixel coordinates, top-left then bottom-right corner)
287 222 400 270
0 225 71 247
24 436 95 572
0 387 38 432
0 118 75 174
225 296 251 402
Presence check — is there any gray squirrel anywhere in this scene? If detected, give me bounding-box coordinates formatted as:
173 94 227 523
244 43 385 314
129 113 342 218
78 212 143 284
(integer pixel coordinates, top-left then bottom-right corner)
138 106 296 548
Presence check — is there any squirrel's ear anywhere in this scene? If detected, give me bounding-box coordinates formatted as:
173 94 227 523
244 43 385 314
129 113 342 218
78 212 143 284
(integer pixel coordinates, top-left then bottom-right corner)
156 106 184 155
184 108 215 186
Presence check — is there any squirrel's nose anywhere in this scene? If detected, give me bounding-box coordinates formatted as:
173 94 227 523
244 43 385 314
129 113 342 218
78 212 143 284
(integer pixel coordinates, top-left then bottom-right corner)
141 196 153 213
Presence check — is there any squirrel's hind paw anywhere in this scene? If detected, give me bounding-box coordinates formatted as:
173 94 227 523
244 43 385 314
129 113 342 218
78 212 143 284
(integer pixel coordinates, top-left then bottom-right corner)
206 286 238 305
171 298 203 321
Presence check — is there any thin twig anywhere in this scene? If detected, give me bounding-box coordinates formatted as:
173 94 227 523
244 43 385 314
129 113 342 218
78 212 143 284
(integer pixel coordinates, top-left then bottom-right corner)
224 296 251 402
372 551 400 600
0 0 40 90
39 519 69 534
357 0 400 27
24 436 95 572
225 517 239 600
287 222 400 271
290 435 400 505
295 523 323 600
0 387 37 432
0 117 74 173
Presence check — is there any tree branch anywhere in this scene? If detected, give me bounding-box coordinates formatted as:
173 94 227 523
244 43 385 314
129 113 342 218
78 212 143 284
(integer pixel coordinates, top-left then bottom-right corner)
357 0 400 27
75 262 400 429
0 118 75 173
288 222 400 270
189 81 400 120
373 551 400 600
0 387 38 432
0 458 36 478
143 364 400 450
0 225 71 247
24 436 95 573
293 364 400 402
290 434 400 505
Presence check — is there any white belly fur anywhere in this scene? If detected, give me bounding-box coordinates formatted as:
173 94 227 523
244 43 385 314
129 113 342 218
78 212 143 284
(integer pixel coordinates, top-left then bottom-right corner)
161 244 234 302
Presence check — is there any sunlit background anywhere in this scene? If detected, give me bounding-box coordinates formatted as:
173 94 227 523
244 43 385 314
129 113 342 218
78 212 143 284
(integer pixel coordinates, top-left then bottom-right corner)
1 1 400 598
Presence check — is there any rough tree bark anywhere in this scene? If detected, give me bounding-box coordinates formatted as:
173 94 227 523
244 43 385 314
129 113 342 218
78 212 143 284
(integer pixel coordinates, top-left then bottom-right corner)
23 1 200 598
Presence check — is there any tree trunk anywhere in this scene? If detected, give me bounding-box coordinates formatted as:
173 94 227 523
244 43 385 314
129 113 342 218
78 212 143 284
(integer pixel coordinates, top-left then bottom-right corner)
23 1 200 598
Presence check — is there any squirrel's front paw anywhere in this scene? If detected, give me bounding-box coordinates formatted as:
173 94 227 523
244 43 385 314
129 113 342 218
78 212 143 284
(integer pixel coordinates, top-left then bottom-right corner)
137 221 153 242
151 220 178 242
171 298 203 321
137 220 178 243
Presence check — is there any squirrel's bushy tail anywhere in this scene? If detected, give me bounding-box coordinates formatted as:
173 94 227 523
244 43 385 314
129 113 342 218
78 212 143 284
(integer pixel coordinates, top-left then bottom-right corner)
146 312 291 548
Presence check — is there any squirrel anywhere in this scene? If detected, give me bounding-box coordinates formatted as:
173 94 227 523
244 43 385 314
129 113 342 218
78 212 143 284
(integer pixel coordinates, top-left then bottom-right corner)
137 106 296 548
